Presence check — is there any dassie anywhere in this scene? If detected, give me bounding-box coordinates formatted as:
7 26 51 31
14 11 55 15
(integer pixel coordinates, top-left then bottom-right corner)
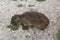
11 11 49 30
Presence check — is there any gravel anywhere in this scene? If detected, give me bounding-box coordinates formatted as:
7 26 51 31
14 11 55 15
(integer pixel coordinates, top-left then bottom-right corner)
0 0 60 40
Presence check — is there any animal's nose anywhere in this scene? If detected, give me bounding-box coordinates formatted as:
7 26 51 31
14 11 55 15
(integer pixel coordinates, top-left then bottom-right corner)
11 18 17 24
11 20 15 24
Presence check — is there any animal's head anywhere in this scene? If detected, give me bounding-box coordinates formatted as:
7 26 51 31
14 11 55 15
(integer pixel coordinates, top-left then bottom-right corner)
11 15 20 25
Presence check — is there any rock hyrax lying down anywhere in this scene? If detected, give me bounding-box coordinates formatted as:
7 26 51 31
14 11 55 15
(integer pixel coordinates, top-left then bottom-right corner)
11 11 50 30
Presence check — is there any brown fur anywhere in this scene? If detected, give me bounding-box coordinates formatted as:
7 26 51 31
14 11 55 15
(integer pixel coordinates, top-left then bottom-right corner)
11 11 50 30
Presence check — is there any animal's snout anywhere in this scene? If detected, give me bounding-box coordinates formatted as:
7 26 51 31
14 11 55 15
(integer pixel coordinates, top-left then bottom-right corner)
11 17 17 25
11 20 15 24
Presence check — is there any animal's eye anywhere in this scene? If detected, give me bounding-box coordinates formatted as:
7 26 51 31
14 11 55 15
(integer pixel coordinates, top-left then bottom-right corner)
14 17 17 19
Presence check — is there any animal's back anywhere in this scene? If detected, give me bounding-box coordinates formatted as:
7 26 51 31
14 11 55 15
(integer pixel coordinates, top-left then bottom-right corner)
20 11 49 27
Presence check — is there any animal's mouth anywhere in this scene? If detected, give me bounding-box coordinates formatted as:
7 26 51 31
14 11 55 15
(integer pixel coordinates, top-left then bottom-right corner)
11 20 17 25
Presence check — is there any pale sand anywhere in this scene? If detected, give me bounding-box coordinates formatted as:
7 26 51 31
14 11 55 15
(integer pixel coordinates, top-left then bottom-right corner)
0 0 60 40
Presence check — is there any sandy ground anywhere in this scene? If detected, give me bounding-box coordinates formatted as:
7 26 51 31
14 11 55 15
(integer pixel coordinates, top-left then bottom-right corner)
0 0 60 40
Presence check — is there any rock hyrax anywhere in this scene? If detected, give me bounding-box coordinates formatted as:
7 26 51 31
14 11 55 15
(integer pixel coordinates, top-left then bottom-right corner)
11 11 50 30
